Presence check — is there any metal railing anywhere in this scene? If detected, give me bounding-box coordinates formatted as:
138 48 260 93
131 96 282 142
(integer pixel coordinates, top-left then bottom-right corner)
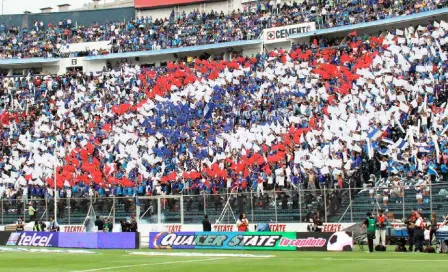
1 182 447 226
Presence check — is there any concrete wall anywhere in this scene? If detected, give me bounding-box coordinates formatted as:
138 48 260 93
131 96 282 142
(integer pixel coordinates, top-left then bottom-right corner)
58 57 107 74
264 41 293 52
243 44 264 58
136 7 173 19
0 14 25 28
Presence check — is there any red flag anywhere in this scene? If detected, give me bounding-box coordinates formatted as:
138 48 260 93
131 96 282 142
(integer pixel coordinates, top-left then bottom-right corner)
103 123 112 132
86 143 94 155
112 104 131 115
262 165 272 175
161 172 177 183
348 31 358 37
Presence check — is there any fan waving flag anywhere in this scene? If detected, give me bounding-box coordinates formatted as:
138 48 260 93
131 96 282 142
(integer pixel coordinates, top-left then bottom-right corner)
204 102 215 119
394 138 409 150
367 128 382 140
348 30 358 37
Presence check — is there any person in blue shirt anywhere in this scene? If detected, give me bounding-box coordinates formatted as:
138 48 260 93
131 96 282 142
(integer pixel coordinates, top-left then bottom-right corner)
116 186 123 198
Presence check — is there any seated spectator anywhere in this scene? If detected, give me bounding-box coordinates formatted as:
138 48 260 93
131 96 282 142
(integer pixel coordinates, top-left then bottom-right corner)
0 0 446 59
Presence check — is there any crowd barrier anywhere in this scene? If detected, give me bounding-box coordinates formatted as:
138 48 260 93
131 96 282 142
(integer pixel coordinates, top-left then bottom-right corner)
149 231 353 251
0 231 139 249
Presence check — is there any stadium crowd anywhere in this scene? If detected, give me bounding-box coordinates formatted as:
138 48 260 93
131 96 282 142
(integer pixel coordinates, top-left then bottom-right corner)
0 0 447 58
0 20 448 207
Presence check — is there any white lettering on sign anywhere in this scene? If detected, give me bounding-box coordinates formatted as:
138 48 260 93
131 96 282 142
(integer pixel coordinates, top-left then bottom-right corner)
18 233 53 247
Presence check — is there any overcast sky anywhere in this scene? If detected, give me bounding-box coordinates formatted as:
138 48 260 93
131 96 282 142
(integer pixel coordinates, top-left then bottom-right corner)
2 0 115 15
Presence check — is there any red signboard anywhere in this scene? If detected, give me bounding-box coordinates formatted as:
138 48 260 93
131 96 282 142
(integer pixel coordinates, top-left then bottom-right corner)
135 0 205 9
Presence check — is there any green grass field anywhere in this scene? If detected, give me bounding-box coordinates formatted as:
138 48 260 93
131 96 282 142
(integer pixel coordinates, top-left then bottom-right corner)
1 248 447 272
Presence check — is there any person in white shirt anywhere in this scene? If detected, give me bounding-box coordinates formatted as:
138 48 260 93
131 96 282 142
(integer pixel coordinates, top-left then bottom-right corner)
424 226 431 246
47 187 54 198
275 166 285 187
48 216 59 232
378 157 388 179
88 186 94 197
414 212 425 252
321 7 328 22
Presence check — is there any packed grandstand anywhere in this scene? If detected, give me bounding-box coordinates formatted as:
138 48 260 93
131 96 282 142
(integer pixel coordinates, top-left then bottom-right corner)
0 0 447 58
0 0 447 233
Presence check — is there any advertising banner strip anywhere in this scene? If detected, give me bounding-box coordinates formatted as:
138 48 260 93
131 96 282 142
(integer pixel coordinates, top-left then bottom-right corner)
149 232 353 251
263 22 316 44
149 232 298 251
97 233 139 249
3 231 138 249
14 232 58 247
134 0 204 9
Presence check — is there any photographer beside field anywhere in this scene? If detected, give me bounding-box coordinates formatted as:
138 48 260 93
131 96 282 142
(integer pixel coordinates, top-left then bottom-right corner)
406 211 417 252
363 212 376 253
312 211 323 232
48 217 60 232
414 212 425 252
103 218 113 232
119 217 138 232
16 217 24 232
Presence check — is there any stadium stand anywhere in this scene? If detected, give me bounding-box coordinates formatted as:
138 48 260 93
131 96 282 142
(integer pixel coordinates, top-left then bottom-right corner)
0 1 448 228
2 20 448 225
0 0 447 59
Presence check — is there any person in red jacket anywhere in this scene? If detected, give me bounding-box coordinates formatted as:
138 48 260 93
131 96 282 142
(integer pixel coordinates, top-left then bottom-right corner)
376 209 388 246
237 213 249 232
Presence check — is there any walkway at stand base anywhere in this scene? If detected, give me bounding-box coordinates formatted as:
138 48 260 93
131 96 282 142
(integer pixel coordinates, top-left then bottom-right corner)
1 184 446 225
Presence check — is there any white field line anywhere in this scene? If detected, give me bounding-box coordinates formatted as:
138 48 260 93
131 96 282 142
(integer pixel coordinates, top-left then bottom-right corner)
279 257 448 262
70 257 226 272
128 251 275 258
0 247 96 254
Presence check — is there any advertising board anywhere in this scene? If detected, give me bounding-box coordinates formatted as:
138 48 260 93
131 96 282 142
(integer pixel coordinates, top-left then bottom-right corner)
6 232 58 247
2 231 138 249
135 0 204 9
263 22 316 44
149 231 353 251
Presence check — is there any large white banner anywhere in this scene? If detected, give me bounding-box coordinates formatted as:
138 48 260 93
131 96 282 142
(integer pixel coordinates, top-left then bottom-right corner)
264 22 316 44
